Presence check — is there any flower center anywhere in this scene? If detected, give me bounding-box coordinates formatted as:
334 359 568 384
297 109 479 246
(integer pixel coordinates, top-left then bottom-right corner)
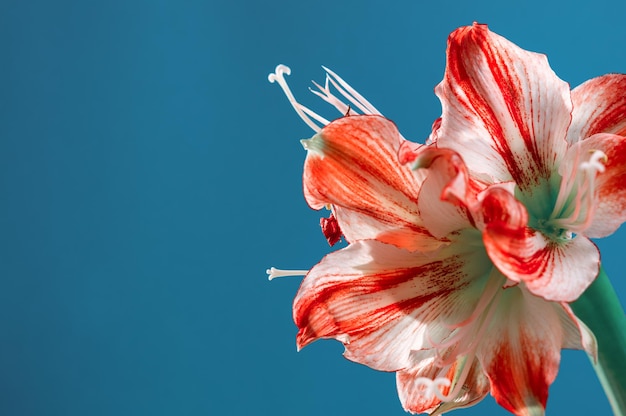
521 149 607 242
534 218 572 243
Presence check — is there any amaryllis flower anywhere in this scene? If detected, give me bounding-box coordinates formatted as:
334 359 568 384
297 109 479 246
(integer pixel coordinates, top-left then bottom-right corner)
268 23 626 415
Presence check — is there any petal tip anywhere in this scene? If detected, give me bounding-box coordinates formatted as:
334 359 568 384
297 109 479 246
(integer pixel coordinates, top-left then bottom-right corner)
295 327 316 351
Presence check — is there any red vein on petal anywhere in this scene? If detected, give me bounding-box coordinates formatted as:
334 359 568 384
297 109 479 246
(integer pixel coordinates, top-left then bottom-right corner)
294 259 464 350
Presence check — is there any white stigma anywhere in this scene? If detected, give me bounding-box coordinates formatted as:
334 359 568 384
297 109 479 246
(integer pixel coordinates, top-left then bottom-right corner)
266 267 309 281
580 149 607 174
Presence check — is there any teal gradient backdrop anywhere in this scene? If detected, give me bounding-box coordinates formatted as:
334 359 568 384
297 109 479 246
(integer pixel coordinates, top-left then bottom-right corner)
1 1 625 415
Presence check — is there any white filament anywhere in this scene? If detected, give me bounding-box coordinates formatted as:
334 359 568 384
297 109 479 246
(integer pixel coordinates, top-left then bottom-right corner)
309 66 383 116
268 65 326 132
550 149 607 232
269 64 397 136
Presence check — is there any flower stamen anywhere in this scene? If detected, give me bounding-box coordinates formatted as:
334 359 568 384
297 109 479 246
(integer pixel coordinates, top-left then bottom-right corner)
550 149 607 233
409 377 453 402
442 355 477 402
310 66 382 116
268 65 327 132
409 354 478 405
269 65 399 137
266 267 309 281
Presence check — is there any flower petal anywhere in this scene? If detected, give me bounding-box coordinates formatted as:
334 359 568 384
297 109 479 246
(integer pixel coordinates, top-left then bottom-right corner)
303 115 440 251
568 74 626 143
563 133 626 238
435 23 570 192
397 352 489 415
478 286 564 416
478 184 529 235
480 186 599 302
410 147 478 238
293 238 492 371
557 303 597 359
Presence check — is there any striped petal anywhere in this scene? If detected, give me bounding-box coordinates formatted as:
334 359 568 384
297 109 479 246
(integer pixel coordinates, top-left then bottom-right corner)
302 115 440 251
477 286 569 416
480 185 600 302
558 303 597 358
568 74 626 143
435 23 570 192
293 238 492 372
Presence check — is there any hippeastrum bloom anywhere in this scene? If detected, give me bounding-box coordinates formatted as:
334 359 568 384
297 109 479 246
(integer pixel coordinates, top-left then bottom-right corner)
268 23 626 415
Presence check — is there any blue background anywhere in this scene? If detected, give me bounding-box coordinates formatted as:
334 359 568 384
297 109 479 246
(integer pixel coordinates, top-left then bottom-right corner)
1 0 625 415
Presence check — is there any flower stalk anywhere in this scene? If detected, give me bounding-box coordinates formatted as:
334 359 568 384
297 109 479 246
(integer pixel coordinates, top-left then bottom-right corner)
572 266 626 416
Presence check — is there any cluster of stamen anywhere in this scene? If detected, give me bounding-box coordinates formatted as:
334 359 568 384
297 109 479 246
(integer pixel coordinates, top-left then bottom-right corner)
268 64 399 136
548 149 607 235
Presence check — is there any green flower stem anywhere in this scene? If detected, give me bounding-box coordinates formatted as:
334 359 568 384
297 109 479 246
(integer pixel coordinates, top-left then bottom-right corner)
571 266 626 416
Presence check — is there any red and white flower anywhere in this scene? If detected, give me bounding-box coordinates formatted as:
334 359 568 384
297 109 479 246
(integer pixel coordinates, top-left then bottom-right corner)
268 23 626 415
